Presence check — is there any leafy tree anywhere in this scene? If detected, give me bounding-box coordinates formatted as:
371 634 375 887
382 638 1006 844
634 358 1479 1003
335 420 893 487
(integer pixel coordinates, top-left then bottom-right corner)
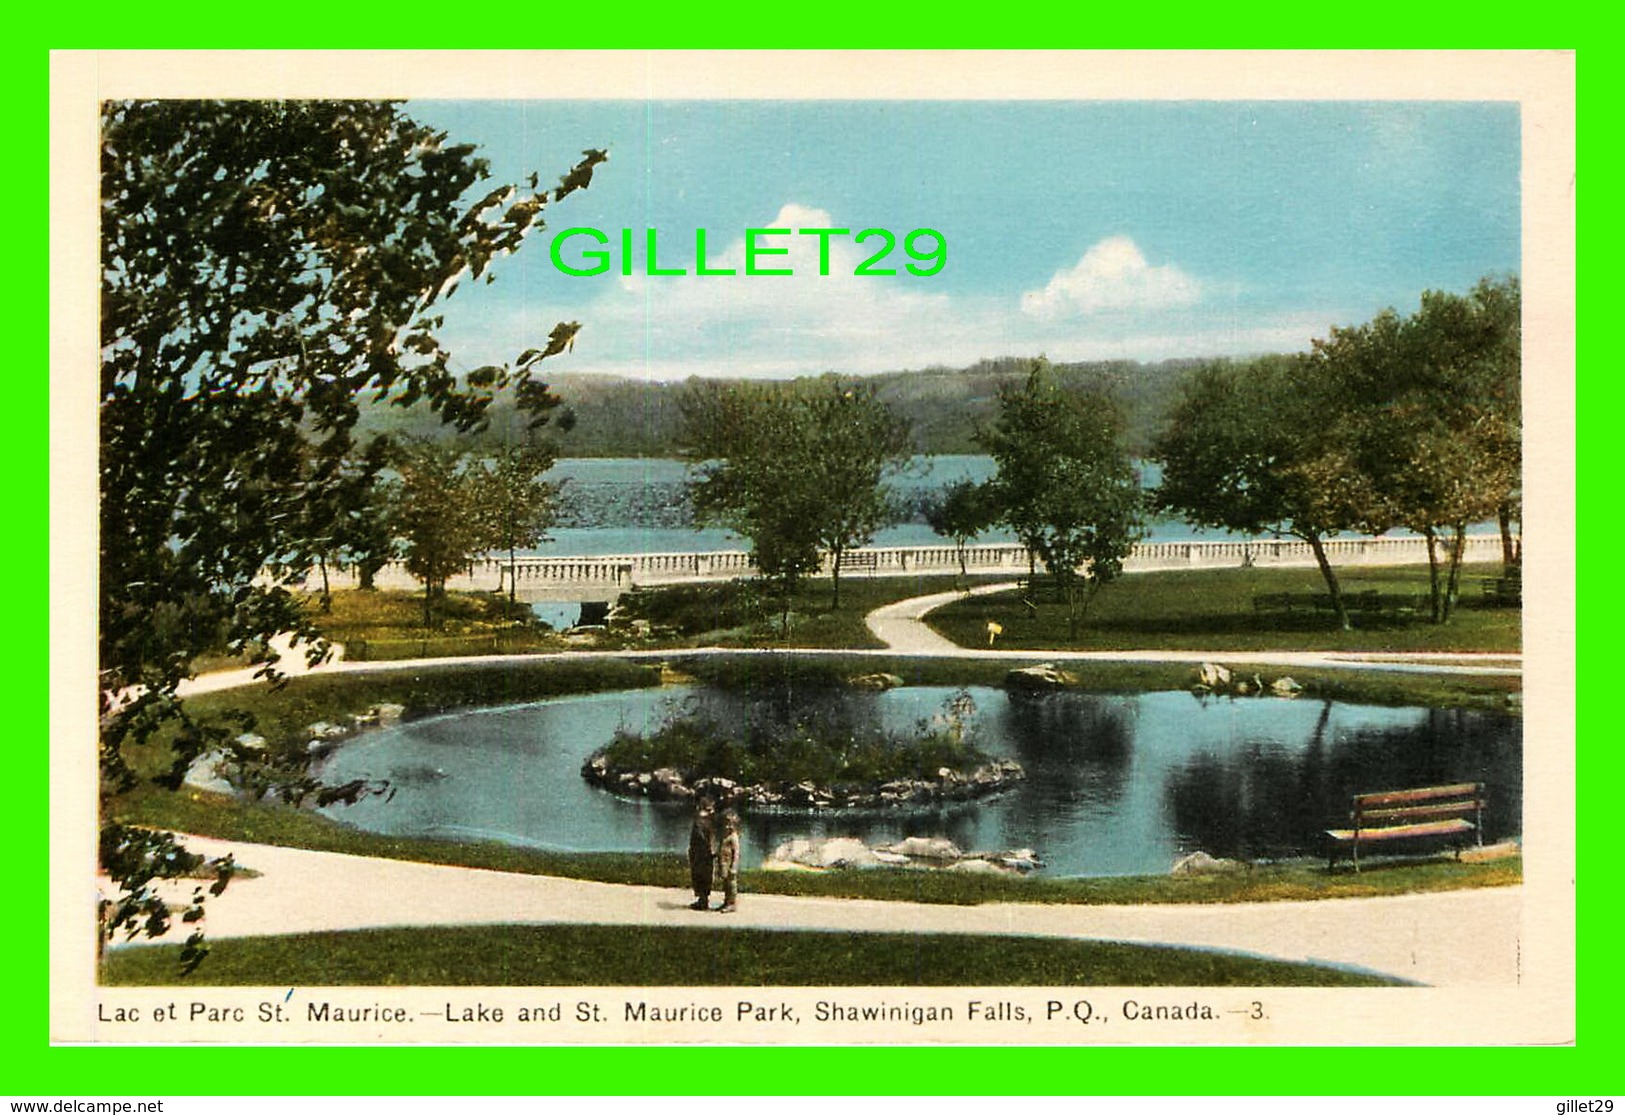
922 478 996 586
681 383 824 628
338 436 404 592
1316 276 1521 621
680 376 913 622
388 440 489 628
1156 277 1521 629
99 99 601 965
975 385 1049 600
798 378 915 609
294 433 398 611
475 442 561 605
1473 277 1523 571
1151 355 1376 631
979 361 1143 640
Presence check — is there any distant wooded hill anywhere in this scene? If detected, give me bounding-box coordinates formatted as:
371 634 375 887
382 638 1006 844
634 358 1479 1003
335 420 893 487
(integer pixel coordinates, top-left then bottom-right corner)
354 357 1224 458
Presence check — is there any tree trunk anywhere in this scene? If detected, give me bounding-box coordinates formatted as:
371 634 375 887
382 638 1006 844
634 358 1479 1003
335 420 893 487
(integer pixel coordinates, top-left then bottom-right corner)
956 542 968 590
358 559 377 591
1066 580 1080 644
318 554 331 613
1498 504 1520 571
1305 533 1351 632
1443 523 1468 623
508 543 518 606
1423 527 1443 623
829 543 843 611
1078 577 1104 624
423 580 433 629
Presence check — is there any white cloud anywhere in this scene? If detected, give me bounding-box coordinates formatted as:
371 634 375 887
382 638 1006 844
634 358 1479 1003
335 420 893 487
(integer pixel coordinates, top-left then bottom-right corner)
1019 236 1202 321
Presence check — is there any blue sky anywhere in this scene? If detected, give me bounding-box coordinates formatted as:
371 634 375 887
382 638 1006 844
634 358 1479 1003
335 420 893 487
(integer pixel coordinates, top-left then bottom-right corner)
410 99 1520 381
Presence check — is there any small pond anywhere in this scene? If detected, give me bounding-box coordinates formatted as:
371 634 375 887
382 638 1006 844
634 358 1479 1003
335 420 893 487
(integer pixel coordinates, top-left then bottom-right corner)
316 685 1521 877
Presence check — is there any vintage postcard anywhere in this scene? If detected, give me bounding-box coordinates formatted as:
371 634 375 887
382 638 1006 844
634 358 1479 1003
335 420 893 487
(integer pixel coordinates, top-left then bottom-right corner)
52 50 1575 1046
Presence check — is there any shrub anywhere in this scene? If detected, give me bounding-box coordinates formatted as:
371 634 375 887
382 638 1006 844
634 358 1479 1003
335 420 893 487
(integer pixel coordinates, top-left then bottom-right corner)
613 580 767 635
591 690 994 790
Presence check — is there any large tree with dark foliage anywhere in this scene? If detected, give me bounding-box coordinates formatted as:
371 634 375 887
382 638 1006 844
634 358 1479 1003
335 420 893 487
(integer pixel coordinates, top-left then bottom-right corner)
979 361 1143 640
1151 354 1376 631
387 439 489 629
922 478 996 587
1314 276 1521 622
679 380 822 625
797 379 916 610
296 433 398 612
1155 276 1520 629
98 99 602 966
680 376 913 621
476 441 561 607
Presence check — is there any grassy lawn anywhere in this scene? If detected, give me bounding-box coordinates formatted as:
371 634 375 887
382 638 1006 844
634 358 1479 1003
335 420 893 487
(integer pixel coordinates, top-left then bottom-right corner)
100 924 1401 987
613 573 1011 650
286 575 998 660
928 563 1521 655
739 855 1520 906
667 651 1520 711
178 656 661 757
307 589 567 661
283 564 1519 663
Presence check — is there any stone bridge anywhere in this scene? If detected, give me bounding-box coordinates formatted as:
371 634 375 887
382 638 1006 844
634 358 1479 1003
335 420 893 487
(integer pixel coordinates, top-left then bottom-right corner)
309 532 1509 604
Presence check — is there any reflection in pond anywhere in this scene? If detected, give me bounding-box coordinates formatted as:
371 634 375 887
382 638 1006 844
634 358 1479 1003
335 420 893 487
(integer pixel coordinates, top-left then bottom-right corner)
1163 703 1523 861
317 685 1521 878
988 693 1136 867
1165 701 1334 862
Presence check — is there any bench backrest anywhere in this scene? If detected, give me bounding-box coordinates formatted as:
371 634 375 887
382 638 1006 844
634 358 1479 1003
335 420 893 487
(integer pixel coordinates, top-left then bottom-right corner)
1349 782 1485 826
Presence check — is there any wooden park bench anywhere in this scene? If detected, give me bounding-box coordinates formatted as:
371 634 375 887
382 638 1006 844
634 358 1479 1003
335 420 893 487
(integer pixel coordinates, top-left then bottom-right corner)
1253 591 1360 614
1253 591 1425 616
1479 574 1522 607
1325 782 1485 872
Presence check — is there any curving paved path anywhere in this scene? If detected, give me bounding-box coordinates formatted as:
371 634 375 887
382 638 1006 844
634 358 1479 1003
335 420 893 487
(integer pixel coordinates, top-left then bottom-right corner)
864 581 1024 652
176 610 1521 700
108 835 1521 987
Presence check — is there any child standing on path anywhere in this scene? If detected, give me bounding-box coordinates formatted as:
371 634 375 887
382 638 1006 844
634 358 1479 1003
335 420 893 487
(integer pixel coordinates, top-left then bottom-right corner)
716 809 741 913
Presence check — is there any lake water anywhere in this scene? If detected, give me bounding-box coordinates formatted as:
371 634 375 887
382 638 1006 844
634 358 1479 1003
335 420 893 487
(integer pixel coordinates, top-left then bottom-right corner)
539 455 1479 560
316 685 1521 878
541 455 1212 556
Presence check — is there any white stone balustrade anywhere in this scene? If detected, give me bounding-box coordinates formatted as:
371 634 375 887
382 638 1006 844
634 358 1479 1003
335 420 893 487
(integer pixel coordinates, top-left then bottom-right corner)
293 532 1511 603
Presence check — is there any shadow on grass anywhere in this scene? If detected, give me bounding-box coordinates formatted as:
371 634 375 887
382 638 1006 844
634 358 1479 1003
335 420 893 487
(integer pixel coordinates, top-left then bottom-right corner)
1082 612 1407 639
101 924 1404 987
926 566 1521 655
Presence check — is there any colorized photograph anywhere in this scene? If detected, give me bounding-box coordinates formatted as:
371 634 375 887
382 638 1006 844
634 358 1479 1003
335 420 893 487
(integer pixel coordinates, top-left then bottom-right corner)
66 52 1571 1045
